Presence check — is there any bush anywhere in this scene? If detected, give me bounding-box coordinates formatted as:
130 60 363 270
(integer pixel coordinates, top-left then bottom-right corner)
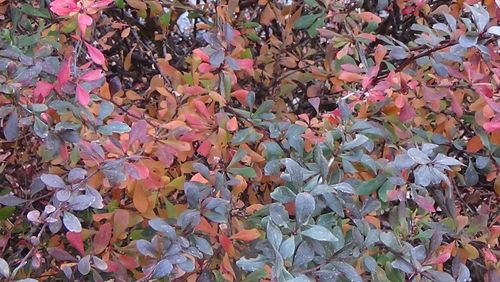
0 0 499 281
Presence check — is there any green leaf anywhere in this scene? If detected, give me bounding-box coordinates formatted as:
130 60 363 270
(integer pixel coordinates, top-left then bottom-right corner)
357 175 386 195
0 206 15 221
98 121 131 135
378 180 393 202
294 13 323 30
301 225 337 242
159 11 171 27
20 4 50 18
228 167 257 178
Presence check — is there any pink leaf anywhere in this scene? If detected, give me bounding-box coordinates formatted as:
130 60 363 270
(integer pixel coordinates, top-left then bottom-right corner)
237 59 254 76
66 232 85 256
414 195 435 212
78 13 93 35
193 48 209 62
193 100 211 119
79 69 103 81
425 243 454 265
49 0 79 16
85 42 105 65
33 82 54 99
76 84 90 105
483 120 500 133
231 89 248 106
399 101 416 122
197 139 212 157
55 57 72 93
128 120 149 147
198 63 213 73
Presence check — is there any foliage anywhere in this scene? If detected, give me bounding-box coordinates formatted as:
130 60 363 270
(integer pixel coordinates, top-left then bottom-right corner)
0 0 499 281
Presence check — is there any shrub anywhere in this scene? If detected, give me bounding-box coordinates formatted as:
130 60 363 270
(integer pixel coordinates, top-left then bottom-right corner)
0 0 499 281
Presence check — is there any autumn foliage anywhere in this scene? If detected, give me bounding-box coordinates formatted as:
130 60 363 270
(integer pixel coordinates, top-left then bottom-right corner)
0 0 499 281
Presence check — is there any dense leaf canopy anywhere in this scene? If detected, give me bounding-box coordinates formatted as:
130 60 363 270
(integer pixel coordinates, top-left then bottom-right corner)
0 0 499 281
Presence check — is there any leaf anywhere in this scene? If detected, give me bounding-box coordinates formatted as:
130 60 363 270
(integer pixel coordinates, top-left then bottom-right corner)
279 236 295 259
67 232 85 256
133 184 149 213
0 257 9 278
295 192 315 224
228 167 257 178
152 259 173 278
98 121 131 135
433 154 463 166
294 13 323 30
487 26 500 36
301 225 337 242
85 42 105 65
342 134 369 151
0 194 27 206
391 259 414 273
148 218 175 237
407 148 431 164
464 161 479 187
78 255 91 275
63 212 82 232
331 261 363 282
266 221 283 249
4 109 18 141
40 174 66 189
458 33 478 48
93 223 112 255
136 239 156 257
294 241 314 267
236 255 267 271
414 195 435 212
194 236 213 255
425 270 455 282
231 229 261 241
209 50 224 68
357 176 385 195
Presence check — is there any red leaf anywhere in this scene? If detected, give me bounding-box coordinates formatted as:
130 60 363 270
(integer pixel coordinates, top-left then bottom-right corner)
55 57 72 93
237 59 254 75
79 69 103 81
425 243 454 265
33 81 53 100
116 254 138 270
66 231 85 256
85 42 105 65
197 139 212 157
78 13 93 35
76 84 90 105
93 223 112 255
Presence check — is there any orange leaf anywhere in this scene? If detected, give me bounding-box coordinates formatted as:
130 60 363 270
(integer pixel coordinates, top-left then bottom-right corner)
124 45 136 71
219 234 235 256
467 135 483 153
231 229 261 241
133 183 149 213
358 12 382 23
338 71 363 82
227 117 238 132
112 209 130 242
